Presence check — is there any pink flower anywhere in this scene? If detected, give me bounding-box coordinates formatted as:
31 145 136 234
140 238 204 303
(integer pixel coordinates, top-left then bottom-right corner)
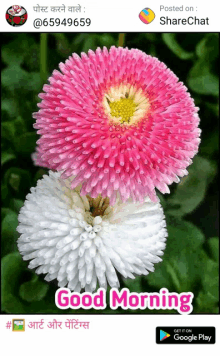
33 46 200 205
12 5 22 13
8 9 16 15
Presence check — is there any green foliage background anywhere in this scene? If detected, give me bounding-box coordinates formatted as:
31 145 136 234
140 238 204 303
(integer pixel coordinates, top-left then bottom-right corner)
1 33 219 314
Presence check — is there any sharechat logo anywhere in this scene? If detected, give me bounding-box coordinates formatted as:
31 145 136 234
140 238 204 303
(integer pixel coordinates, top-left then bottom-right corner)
139 8 155 24
160 329 171 341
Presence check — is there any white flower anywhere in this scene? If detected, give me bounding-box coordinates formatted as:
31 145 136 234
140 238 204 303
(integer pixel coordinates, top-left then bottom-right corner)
17 171 167 292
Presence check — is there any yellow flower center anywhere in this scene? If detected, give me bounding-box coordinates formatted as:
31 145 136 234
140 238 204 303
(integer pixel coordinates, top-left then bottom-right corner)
103 84 150 126
109 98 137 124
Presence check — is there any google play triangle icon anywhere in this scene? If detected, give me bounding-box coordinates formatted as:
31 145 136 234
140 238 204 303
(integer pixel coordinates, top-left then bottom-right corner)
160 329 171 341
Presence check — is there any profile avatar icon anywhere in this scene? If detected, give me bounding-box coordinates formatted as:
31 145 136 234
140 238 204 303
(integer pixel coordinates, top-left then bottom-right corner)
139 8 155 24
6 5 28 26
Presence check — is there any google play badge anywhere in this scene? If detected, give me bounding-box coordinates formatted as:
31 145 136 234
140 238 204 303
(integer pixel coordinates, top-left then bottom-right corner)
160 329 171 341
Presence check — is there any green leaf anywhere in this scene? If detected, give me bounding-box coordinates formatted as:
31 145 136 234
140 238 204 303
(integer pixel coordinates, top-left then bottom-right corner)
206 238 219 262
13 116 26 136
187 58 219 96
1 152 16 166
162 34 194 60
145 33 157 42
2 121 16 142
157 192 167 210
2 44 25 65
2 65 42 93
1 208 12 221
26 72 42 92
167 156 216 216
82 37 97 52
200 256 219 304
200 130 219 157
123 276 142 293
19 275 49 302
196 290 219 313
53 33 71 57
147 218 205 293
99 34 115 48
14 132 37 154
196 34 219 60
73 33 115 53
4 167 31 192
205 102 219 117
2 35 35 66
146 261 174 291
1 252 60 314
1 253 28 313
9 199 24 214
1 116 27 150
166 217 205 251
9 173 20 191
1 99 19 119
1 210 19 257
34 169 48 184
2 65 29 91
1 183 10 203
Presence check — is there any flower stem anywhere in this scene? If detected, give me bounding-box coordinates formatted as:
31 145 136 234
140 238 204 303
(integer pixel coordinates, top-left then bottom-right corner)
40 33 48 83
118 33 126 47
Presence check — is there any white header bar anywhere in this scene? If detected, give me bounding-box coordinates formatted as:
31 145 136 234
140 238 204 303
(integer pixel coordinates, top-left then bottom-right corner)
1 0 219 32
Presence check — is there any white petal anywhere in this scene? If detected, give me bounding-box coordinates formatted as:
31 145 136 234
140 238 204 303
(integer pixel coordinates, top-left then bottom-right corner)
17 171 167 292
